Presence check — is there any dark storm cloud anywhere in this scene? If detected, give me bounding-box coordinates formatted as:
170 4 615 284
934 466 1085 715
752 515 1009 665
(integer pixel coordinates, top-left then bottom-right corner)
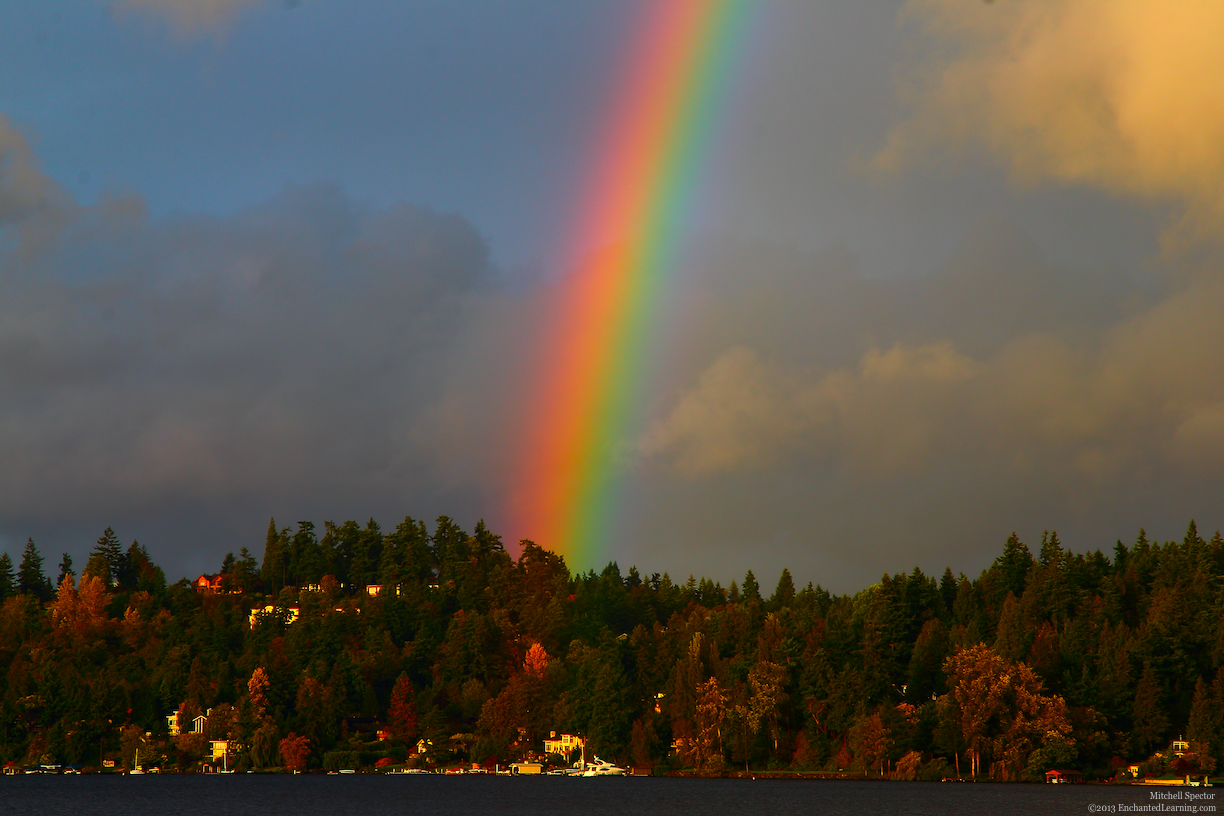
0 120 498 575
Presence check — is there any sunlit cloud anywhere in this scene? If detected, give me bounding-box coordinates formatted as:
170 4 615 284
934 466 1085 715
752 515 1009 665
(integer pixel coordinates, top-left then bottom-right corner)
879 0 1224 246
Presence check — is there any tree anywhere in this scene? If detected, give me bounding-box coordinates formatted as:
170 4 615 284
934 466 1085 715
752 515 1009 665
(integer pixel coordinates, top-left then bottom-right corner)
18 538 49 599
219 548 258 593
0 552 14 601
943 643 1071 780
993 533 1033 600
279 732 311 772
1133 661 1170 756
296 676 339 747
247 668 271 721
388 673 419 743
251 722 280 769
694 677 727 772
288 521 323 586
741 570 761 603
748 660 787 759
848 710 890 776
56 553 74 588
1188 670 1224 771
260 518 287 592
88 527 124 587
770 568 795 609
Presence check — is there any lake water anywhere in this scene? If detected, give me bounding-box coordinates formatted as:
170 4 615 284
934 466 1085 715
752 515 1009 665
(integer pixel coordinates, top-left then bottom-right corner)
0 775 1214 815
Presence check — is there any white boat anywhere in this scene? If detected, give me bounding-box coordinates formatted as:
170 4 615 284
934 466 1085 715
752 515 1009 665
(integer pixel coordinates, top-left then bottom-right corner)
581 757 626 776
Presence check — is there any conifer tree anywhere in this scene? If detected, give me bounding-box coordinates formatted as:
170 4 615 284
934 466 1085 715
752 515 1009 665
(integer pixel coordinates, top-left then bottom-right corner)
1133 661 1170 755
56 553 74 588
86 527 123 586
18 538 49 599
0 552 14 600
260 518 286 593
742 570 761 603
770 568 795 609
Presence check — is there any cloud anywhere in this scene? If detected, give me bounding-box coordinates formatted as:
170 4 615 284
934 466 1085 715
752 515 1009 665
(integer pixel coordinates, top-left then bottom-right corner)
638 342 977 476
0 115 73 255
879 0 1224 245
0 126 499 572
115 0 265 35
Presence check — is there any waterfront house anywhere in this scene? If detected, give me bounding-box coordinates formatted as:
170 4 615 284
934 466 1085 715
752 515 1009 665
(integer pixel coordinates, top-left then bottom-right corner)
544 732 584 758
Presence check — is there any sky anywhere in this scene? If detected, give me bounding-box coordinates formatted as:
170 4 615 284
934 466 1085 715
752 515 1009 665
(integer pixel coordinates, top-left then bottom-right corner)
2 0 1222 593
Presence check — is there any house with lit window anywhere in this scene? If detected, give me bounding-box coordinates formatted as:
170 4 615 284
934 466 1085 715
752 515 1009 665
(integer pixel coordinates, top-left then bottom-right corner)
248 605 301 626
544 732 583 758
195 574 225 593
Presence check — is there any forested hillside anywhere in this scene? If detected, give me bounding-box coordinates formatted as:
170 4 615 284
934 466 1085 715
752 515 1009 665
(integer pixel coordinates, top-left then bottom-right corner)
2 518 1222 780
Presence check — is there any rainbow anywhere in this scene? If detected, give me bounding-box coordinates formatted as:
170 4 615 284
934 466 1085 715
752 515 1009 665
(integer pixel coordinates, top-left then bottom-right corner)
509 0 750 569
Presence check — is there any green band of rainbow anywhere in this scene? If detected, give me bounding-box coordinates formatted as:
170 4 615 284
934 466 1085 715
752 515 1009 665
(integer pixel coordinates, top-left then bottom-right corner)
510 0 750 569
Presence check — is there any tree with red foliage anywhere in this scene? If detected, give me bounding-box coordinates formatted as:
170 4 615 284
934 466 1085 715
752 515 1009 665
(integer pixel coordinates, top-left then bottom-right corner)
279 732 311 772
388 673 418 743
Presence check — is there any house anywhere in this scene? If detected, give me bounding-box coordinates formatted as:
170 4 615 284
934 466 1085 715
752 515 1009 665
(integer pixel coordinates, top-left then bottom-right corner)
365 584 383 597
248 605 301 626
166 712 181 737
415 738 433 755
1046 769 1084 784
195 574 225 593
192 714 207 734
210 740 234 761
1172 738 1190 757
544 732 584 757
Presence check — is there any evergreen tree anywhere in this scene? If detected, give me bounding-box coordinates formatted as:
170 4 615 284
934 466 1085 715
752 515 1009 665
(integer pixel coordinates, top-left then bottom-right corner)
220 552 237 590
260 518 287 593
124 541 164 593
235 547 260 592
433 516 469 584
994 533 1033 599
0 552 14 600
87 527 124 586
742 570 761 603
939 567 958 616
1133 661 1169 756
770 568 795 609
18 538 49 599
57 552 75 588
287 521 323 585
1038 530 1064 568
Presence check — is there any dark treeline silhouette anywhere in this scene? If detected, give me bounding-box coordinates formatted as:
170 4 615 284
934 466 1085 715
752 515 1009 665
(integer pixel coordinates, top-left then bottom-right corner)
1 518 1222 779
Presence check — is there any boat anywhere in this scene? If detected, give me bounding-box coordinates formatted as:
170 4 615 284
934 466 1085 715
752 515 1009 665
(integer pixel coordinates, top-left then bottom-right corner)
581 757 626 776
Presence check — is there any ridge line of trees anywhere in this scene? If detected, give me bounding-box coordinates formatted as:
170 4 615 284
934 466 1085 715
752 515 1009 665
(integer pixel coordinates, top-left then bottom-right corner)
1 518 1221 780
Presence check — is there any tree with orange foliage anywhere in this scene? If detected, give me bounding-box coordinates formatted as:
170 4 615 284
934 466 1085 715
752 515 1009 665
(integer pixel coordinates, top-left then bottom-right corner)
247 667 271 721
943 644 1072 780
524 642 550 679
279 732 311 772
